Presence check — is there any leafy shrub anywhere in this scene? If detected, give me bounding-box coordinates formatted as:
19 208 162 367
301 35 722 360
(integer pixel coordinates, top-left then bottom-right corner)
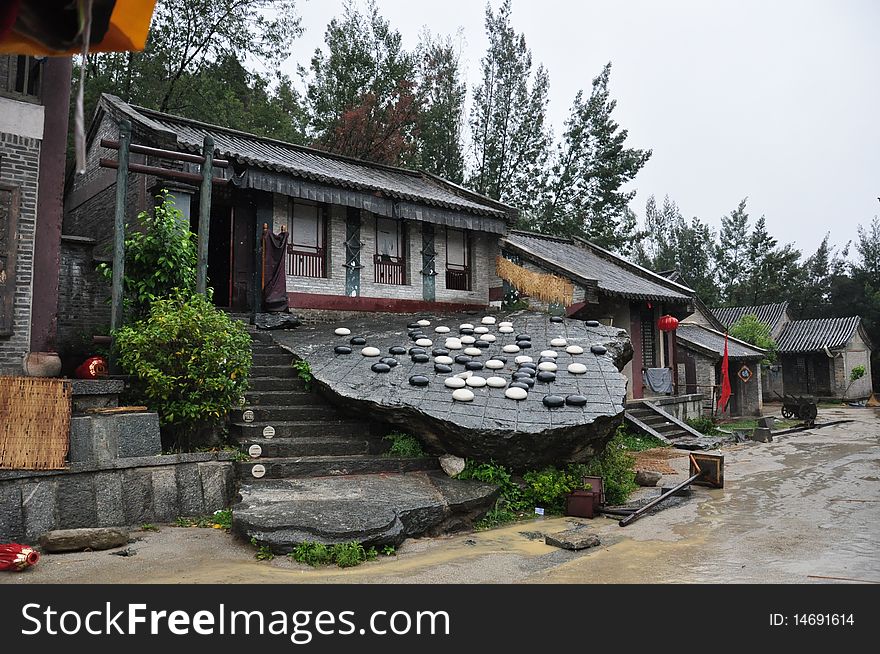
382 432 426 458
292 359 313 389
616 428 670 452
685 415 720 436
291 541 333 567
98 190 198 320
729 315 777 364
850 365 866 382
250 538 274 561
289 541 378 568
114 292 252 449
521 467 583 514
573 428 638 505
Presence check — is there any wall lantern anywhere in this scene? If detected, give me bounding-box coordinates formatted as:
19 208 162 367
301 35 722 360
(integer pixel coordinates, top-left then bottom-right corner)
658 314 679 332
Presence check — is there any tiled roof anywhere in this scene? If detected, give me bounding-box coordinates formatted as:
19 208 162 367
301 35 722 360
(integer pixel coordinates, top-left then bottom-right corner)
502 231 693 302
677 324 766 360
99 94 513 220
776 316 862 353
712 302 789 333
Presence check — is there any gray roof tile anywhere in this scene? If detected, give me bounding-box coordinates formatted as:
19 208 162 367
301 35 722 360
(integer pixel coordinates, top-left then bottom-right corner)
712 302 789 333
100 95 512 219
502 231 692 302
677 324 766 360
776 316 862 352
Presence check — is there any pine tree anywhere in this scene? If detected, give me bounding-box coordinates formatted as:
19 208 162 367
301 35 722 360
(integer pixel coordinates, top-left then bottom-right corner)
414 31 466 183
528 63 650 251
468 0 551 214
715 198 751 304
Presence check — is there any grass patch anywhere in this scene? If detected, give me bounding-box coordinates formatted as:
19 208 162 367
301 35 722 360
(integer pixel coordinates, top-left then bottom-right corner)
140 523 160 532
288 541 386 568
618 431 670 451
382 432 426 458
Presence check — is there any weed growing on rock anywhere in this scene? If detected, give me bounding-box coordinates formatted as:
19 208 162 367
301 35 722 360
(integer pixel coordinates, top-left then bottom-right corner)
382 432 426 458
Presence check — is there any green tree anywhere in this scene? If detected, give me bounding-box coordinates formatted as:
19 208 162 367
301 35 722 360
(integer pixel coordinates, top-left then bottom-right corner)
738 216 803 307
304 0 418 163
674 217 720 306
729 315 777 363
98 191 197 321
469 0 552 214
715 198 751 304
528 63 650 251
790 234 848 318
413 30 466 183
850 216 880 389
79 0 305 143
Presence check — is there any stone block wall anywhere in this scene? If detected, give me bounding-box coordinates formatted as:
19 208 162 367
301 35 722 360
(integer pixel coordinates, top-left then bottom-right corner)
0 130 40 374
0 453 236 542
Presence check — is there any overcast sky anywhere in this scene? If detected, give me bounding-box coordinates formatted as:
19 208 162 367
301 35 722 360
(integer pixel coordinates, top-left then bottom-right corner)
281 0 879 257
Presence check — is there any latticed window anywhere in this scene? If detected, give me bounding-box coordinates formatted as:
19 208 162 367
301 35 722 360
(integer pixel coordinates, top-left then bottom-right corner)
445 228 471 291
287 201 327 278
1 55 42 100
374 217 406 285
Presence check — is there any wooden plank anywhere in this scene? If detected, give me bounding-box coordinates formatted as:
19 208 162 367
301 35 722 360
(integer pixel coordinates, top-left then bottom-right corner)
623 412 671 444
110 120 130 340
99 158 228 186
642 400 706 439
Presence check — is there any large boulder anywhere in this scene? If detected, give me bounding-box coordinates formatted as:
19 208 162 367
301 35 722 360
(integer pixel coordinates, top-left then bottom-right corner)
271 311 633 470
38 527 129 553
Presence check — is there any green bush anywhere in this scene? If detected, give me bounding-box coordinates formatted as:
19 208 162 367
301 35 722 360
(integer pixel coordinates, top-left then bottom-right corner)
382 432 426 458
114 292 252 449
98 190 198 320
292 359 313 389
521 467 583 514
291 541 333 567
685 415 720 436
573 427 638 505
288 541 378 568
729 314 777 364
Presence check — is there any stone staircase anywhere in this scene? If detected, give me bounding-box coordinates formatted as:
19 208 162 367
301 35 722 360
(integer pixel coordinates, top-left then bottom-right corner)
229 328 499 553
232 331 439 480
625 400 721 450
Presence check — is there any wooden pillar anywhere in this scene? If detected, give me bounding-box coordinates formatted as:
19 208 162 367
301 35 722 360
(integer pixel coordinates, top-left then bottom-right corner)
110 120 130 335
196 135 214 295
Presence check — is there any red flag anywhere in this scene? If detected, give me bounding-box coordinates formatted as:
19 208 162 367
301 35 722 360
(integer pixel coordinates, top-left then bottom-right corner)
717 332 731 412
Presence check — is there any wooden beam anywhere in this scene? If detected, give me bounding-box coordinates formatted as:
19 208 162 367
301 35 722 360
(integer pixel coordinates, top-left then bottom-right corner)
196 136 214 295
100 139 229 167
99 158 228 186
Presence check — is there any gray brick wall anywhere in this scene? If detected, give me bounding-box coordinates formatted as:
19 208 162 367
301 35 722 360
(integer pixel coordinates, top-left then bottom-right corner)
273 193 496 307
0 131 40 374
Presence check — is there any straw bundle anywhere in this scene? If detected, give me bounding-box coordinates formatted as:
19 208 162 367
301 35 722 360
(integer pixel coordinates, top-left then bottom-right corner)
495 256 574 306
0 376 71 470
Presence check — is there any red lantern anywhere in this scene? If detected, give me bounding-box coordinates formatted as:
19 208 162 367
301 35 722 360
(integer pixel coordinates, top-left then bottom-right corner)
75 356 109 379
658 315 679 332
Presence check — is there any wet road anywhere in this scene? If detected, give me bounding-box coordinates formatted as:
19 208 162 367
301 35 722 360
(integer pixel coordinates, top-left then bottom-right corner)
4 407 878 584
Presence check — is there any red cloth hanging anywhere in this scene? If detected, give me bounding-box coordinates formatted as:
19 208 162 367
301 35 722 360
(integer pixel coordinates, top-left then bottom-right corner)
717 333 732 412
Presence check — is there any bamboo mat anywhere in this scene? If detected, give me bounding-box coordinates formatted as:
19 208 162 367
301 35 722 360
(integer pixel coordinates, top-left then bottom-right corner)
0 376 70 470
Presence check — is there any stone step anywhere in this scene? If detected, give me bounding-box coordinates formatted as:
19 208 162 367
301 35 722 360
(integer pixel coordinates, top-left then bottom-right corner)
237 436 374 458
250 331 275 345
233 472 500 552
251 352 294 366
236 455 439 481
654 423 686 434
232 405 343 423
247 377 307 392
250 365 296 379
231 420 365 439
244 390 329 406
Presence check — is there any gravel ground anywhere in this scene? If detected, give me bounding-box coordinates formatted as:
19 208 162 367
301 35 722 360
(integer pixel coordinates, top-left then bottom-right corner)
2 406 877 585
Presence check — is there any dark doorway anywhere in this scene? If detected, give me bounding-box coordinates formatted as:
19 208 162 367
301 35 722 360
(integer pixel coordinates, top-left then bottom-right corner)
190 199 233 308
683 350 697 394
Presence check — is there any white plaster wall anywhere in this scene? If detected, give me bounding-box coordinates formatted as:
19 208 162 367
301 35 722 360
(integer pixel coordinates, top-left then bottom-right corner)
0 97 44 140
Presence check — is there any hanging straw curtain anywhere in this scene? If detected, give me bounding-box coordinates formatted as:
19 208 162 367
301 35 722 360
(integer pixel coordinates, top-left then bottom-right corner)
495 256 574 306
